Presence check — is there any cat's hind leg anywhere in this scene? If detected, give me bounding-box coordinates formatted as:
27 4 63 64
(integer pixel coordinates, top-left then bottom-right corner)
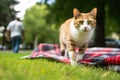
60 41 66 56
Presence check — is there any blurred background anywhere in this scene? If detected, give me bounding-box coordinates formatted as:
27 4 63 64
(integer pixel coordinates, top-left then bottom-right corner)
0 0 120 50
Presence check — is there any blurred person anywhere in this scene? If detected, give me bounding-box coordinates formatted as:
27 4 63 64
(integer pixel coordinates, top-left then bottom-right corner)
6 17 24 53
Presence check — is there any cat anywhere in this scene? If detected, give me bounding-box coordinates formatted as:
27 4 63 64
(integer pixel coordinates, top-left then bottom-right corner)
59 8 97 65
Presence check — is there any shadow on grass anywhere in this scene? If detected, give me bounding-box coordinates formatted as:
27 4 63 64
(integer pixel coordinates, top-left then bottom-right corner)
25 57 67 64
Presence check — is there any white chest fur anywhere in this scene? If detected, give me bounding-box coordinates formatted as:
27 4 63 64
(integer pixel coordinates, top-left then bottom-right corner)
70 20 94 47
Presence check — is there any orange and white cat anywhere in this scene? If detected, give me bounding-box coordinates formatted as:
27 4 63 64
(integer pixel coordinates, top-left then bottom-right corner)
59 8 97 65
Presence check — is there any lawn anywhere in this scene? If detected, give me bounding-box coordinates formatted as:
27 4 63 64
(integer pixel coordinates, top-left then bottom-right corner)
0 51 120 80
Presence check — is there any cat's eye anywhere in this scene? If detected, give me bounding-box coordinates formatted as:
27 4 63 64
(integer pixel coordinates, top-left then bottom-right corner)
79 21 83 24
88 20 91 24
88 20 92 24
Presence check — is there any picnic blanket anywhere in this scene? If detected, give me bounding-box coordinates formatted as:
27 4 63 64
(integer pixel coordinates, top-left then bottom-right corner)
21 43 120 71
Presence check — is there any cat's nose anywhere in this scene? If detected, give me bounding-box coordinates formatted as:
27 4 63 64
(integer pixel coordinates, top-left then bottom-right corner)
84 27 87 30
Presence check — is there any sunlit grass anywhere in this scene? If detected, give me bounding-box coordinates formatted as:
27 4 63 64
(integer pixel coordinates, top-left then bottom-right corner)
0 51 120 80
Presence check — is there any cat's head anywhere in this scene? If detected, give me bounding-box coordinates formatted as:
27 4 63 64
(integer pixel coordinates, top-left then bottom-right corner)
73 8 97 32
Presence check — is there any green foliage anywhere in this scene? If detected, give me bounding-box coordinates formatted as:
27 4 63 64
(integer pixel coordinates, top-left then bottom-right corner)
23 4 59 44
50 0 97 26
0 52 120 80
0 0 18 26
105 17 119 36
105 0 120 36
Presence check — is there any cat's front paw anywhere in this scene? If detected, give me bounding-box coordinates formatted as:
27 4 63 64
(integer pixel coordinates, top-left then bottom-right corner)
76 54 84 62
71 60 77 66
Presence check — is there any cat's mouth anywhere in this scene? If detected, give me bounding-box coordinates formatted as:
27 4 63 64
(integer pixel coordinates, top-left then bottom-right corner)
83 29 89 32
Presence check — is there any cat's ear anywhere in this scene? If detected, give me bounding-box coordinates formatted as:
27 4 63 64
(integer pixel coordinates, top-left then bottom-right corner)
73 8 81 19
90 8 97 18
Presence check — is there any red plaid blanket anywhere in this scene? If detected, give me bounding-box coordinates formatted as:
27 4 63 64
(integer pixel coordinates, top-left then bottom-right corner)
21 43 120 71
29 43 120 65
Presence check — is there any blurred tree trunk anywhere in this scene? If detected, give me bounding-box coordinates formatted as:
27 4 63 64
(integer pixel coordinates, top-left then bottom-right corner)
94 0 106 47
34 35 38 48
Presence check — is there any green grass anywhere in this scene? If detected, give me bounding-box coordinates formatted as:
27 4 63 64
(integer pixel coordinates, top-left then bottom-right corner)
0 51 120 80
